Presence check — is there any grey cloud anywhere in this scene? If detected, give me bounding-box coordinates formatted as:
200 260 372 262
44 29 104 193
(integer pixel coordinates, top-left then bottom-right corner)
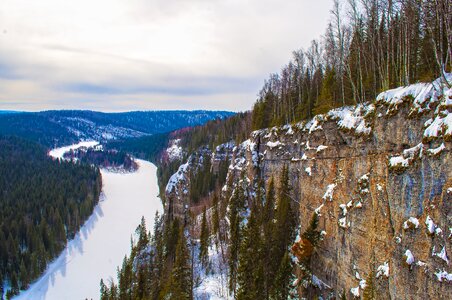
0 0 332 111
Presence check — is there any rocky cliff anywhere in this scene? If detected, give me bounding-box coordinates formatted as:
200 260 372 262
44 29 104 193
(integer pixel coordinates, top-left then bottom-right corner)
164 76 452 299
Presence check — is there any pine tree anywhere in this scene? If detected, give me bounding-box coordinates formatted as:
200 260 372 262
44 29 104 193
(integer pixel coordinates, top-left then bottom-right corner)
302 213 321 249
228 176 247 294
236 208 265 300
118 255 132 300
10 271 19 295
168 226 192 300
272 252 294 300
212 193 220 236
135 216 149 252
109 281 118 299
261 177 276 298
271 166 296 275
314 66 337 115
151 212 164 299
199 207 210 270
362 269 376 300
100 279 108 300
19 259 28 289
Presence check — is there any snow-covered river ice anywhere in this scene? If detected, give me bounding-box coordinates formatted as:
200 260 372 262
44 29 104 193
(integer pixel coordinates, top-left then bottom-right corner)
14 142 163 300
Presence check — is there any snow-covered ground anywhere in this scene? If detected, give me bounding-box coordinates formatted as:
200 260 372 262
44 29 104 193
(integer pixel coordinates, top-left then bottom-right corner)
14 144 163 300
48 140 99 159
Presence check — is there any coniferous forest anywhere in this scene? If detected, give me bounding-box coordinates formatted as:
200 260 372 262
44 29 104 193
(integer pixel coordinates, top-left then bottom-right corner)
0 136 101 298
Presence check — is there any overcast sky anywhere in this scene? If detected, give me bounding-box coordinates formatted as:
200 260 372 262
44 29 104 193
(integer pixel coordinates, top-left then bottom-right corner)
0 0 332 112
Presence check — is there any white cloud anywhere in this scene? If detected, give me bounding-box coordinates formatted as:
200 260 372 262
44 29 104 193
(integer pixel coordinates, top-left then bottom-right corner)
0 0 331 112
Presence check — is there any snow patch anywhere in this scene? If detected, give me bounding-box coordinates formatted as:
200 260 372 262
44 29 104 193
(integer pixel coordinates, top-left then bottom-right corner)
350 286 360 298
376 262 390 278
322 183 337 201
403 217 420 230
48 141 99 160
328 104 374 135
425 216 437 234
405 249 415 265
434 270 452 282
426 143 446 156
266 141 284 149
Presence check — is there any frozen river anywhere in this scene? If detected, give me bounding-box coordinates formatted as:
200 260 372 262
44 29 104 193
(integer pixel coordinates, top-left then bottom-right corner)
15 142 163 300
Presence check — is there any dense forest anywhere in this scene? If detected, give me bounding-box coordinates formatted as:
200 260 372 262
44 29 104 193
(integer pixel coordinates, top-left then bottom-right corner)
252 0 451 129
0 136 102 299
0 113 79 148
64 148 138 172
105 134 170 164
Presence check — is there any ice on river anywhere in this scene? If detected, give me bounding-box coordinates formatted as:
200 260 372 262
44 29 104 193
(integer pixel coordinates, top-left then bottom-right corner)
15 144 162 300
48 140 100 159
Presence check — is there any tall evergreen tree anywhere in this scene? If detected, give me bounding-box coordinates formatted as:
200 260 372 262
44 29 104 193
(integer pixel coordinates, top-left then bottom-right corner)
212 193 220 236
228 175 247 294
199 207 210 270
236 208 265 300
168 226 192 300
100 279 108 300
269 166 297 297
272 252 295 300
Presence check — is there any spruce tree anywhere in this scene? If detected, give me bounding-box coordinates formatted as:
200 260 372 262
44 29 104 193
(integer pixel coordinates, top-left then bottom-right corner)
271 166 296 281
169 226 192 300
228 176 247 294
236 208 265 300
362 269 376 300
302 213 321 249
262 177 276 297
100 279 108 300
136 216 149 252
19 259 28 289
199 207 210 270
212 193 220 236
151 212 164 299
272 252 294 300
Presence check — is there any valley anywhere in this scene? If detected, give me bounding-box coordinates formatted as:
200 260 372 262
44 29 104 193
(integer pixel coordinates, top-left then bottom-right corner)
14 144 163 300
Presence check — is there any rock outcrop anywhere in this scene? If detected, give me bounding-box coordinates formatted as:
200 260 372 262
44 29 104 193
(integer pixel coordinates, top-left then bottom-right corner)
164 75 452 299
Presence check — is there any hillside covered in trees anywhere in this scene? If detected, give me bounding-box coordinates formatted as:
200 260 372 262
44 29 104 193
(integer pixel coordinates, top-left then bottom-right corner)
0 110 234 148
0 136 102 298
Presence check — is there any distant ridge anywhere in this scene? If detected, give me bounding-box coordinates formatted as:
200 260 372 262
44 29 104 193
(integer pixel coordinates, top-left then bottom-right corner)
0 110 235 147
0 110 23 114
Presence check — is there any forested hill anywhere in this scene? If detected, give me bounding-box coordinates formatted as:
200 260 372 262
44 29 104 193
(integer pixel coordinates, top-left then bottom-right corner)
0 136 102 298
0 110 234 148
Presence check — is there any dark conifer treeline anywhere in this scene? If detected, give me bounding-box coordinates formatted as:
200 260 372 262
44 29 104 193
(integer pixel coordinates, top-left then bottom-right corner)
176 112 252 154
64 148 138 171
0 136 101 298
252 0 451 129
100 214 193 300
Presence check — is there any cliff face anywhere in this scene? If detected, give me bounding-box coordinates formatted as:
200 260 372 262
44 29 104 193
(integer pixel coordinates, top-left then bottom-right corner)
164 142 235 222
164 76 452 299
